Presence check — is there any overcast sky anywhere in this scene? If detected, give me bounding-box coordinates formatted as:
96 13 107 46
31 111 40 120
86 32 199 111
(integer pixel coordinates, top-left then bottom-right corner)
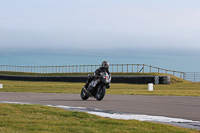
0 0 200 51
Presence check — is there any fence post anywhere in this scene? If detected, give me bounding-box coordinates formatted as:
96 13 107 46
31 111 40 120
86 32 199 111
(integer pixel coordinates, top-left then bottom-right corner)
112 64 114 73
122 64 123 73
158 68 160 73
127 64 128 73
87 65 89 73
143 64 145 73
137 64 139 73
150 66 152 73
117 64 118 73
132 64 133 73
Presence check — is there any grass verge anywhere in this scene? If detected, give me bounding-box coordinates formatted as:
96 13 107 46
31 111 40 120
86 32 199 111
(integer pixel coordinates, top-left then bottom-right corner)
0 80 200 96
0 103 199 133
0 71 199 96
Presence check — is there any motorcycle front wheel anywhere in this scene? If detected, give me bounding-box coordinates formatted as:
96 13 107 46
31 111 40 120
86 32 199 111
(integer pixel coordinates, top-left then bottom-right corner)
80 88 89 100
96 85 106 101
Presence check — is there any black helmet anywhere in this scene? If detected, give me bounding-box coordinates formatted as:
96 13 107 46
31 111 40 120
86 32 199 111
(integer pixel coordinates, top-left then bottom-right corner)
102 61 109 69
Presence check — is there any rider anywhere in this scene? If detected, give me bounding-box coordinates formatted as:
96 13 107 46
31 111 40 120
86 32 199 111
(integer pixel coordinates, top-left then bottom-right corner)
83 61 111 91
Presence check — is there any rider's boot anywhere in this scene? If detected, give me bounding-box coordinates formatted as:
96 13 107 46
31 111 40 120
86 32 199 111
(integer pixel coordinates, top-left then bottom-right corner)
82 83 91 95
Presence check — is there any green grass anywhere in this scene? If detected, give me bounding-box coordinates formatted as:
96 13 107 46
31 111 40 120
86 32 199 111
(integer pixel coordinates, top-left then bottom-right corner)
0 79 200 96
0 72 199 132
0 71 199 96
0 104 199 133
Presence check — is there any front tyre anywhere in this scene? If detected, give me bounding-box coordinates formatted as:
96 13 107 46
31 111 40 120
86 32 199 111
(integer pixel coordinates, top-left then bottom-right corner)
81 89 89 100
96 86 106 101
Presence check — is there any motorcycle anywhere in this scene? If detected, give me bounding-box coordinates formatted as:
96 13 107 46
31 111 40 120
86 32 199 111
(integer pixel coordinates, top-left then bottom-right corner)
80 72 111 101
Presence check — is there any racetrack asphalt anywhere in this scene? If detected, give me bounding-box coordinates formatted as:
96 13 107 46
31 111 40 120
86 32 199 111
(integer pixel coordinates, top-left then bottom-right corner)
0 92 200 121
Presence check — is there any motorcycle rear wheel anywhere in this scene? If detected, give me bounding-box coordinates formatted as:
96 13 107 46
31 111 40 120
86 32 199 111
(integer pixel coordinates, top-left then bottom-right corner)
96 86 106 101
80 89 89 100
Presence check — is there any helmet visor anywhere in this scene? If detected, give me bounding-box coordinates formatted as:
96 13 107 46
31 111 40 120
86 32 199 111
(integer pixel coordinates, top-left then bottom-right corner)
102 61 109 68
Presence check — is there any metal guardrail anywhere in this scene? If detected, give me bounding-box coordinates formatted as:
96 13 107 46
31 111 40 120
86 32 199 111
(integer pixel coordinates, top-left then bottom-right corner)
0 64 185 79
184 72 200 82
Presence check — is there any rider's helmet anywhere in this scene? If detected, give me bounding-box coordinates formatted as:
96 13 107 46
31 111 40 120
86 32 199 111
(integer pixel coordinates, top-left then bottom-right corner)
102 61 109 69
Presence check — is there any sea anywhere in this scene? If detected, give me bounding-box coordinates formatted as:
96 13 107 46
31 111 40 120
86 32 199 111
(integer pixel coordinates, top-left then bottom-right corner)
0 48 200 72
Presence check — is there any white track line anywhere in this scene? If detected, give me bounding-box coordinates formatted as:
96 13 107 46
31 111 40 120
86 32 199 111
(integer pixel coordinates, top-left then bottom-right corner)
0 101 200 124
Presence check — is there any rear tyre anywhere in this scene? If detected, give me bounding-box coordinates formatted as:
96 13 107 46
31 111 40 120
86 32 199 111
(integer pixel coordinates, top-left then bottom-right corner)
96 86 106 101
81 89 89 100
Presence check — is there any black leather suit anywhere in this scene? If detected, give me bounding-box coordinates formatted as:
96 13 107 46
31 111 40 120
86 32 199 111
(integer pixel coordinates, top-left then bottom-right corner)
84 67 111 88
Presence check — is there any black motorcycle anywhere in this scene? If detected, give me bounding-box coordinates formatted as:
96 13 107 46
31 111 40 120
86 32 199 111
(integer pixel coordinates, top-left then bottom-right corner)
80 72 111 101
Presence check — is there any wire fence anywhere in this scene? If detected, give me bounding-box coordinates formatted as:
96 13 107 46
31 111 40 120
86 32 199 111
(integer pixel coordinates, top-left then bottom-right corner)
0 64 185 79
184 72 200 82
